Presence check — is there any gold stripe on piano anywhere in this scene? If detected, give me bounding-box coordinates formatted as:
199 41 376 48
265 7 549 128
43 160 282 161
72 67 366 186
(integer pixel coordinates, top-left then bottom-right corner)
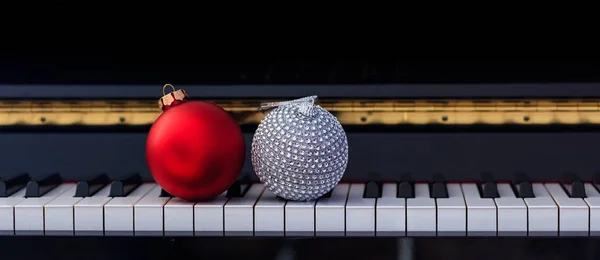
1 99 600 126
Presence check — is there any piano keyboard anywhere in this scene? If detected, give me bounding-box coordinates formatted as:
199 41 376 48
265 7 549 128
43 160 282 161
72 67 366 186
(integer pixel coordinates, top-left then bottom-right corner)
2 172 600 237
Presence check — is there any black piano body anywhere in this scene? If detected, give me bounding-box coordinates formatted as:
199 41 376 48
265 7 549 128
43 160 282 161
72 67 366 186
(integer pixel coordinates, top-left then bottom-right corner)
3 63 600 260
3 82 600 183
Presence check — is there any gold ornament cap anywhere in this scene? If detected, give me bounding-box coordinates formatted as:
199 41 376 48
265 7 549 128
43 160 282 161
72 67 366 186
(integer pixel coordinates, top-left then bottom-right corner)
158 84 189 111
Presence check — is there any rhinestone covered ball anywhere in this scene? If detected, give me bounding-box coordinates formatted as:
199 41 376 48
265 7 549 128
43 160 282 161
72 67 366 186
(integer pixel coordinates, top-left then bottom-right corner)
251 100 348 201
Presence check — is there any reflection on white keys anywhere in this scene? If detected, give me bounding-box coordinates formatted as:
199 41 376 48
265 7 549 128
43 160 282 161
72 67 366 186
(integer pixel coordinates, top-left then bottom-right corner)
224 184 264 236
195 191 229 236
74 185 113 236
165 194 197 236
462 183 496 236
545 183 589 236
134 185 171 236
254 186 286 236
44 185 83 236
104 183 155 236
406 184 436 236
494 183 527 236
15 184 73 235
0 188 27 235
584 184 600 236
346 183 376 236
376 183 405 237
316 183 349 237
436 184 466 236
285 195 316 237
524 184 558 236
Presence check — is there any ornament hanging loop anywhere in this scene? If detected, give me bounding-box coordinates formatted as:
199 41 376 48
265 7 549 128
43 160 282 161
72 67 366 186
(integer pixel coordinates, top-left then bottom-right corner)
258 95 319 117
162 84 176 95
158 84 189 111
258 95 318 111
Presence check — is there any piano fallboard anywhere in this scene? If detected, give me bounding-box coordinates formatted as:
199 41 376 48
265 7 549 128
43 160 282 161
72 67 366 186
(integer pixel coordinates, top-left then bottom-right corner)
2 132 600 182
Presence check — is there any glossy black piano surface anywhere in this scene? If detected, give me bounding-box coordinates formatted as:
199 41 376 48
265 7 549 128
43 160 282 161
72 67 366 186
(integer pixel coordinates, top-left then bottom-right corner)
3 61 600 259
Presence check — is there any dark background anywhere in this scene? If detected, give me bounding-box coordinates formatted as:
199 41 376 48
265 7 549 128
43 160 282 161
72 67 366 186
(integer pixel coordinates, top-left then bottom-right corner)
3 60 600 259
0 57 600 84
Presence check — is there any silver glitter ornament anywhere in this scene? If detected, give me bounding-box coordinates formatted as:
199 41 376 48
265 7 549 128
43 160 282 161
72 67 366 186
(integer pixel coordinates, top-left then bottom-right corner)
251 95 349 201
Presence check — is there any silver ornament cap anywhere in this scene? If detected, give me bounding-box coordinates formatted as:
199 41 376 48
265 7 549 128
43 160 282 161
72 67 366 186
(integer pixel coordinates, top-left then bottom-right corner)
251 95 349 201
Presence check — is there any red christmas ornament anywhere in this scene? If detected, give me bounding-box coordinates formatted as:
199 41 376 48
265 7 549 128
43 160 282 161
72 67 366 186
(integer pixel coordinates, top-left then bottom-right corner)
146 84 246 201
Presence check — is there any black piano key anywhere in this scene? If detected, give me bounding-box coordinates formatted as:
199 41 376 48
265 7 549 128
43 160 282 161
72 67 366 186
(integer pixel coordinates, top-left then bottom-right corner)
569 182 586 198
25 173 62 198
226 174 251 198
562 172 586 198
363 181 382 198
0 173 30 197
226 181 243 198
75 173 110 197
594 173 600 192
515 182 534 198
363 172 382 198
430 173 448 198
160 189 173 197
397 173 414 198
512 173 534 198
320 190 333 198
481 182 499 198
109 173 142 197
479 172 499 198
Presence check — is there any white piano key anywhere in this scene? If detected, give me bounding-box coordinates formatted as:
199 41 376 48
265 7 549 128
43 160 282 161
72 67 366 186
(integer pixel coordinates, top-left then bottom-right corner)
462 183 496 236
494 183 527 236
164 195 196 236
44 185 83 236
524 183 558 236
436 184 466 236
285 198 316 236
406 183 436 236
316 183 350 237
14 184 73 235
545 183 589 236
584 184 600 236
376 183 405 237
74 185 113 236
345 183 376 236
0 188 26 235
224 184 264 236
104 183 155 236
134 185 171 236
194 191 229 236
254 186 286 236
